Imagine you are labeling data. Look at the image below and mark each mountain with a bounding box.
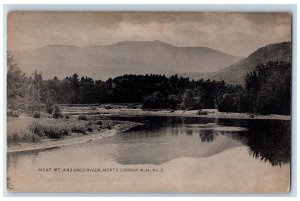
[184,42,292,85]
[12,40,242,80]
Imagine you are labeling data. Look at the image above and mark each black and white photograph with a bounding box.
[6,11,292,192]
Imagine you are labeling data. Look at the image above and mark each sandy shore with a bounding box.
[62,107,291,121]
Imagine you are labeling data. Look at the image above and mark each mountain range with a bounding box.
[12,40,291,85]
[182,41,292,85]
[12,40,242,80]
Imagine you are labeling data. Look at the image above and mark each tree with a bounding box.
[142,92,162,109]
[43,76,60,112]
[214,85,244,112]
[53,105,63,118]
[7,52,27,110]
[167,94,180,109]
[25,70,43,113]
[70,73,80,103]
[215,93,237,112]
[182,89,200,110]
[244,61,291,115]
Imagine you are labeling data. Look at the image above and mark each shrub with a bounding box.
[43,127,61,139]
[29,123,70,139]
[29,122,45,137]
[8,130,41,144]
[53,105,63,119]
[21,131,41,143]
[33,111,41,118]
[86,124,97,132]
[46,105,54,114]
[7,110,19,117]
[65,115,70,119]
[7,131,21,144]
[95,120,103,125]
[97,125,105,129]
[78,115,89,120]
[71,126,86,134]
[85,121,93,126]
[60,128,70,136]
[43,127,69,139]
[86,127,94,132]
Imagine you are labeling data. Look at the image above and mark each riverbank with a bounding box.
[61,104,291,121]
[7,104,290,153]
[108,109,291,120]
[7,116,142,154]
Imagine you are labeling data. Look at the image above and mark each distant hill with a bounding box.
[12,40,242,80]
[183,42,292,85]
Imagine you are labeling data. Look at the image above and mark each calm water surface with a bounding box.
[7,116,291,191]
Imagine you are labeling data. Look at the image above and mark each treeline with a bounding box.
[244,61,291,115]
[7,52,291,116]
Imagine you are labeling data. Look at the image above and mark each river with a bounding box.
[7,116,291,192]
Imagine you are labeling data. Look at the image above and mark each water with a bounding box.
[7,116,291,192]
[105,116,290,166]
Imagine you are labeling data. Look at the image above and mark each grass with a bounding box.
[36,125,70,139]
[7,130,42,144]
[7,115,117,144]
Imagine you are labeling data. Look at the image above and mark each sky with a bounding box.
[7,12,291,57]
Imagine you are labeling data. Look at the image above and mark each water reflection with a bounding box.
[243,120,290,166]
[186,129,193,136]
[208,119,291,166]
[199,129,216,142]
[6,115,291,192]
[8,116,291,167]
[115,116,290,166]
[111,117,242,164]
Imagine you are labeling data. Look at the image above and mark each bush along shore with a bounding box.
[7,114,142,153]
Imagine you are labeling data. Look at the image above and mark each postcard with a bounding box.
[6,11,291,192]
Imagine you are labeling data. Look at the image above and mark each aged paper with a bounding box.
[7,11,291,192]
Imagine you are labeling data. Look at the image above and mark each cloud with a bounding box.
[7,12,291,56]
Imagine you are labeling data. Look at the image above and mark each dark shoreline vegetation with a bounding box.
[7,114,140,145]
[7,51,291,144]
[8,52,291,115]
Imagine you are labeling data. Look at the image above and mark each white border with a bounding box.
[1,1,299,200]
